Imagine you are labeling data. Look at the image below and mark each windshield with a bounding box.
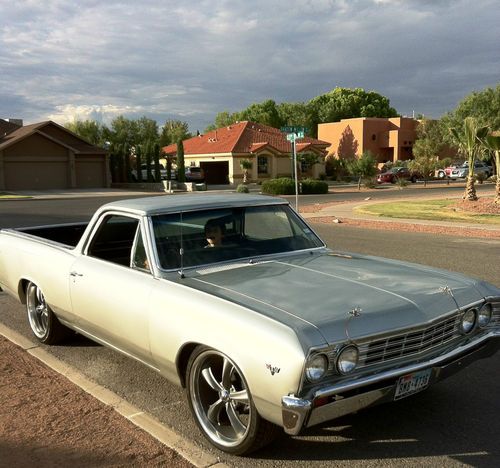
[151,204,324,270]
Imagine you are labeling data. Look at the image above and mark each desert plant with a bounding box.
[346,151,377,190]
[450,117,489,201]
[483,133,500,204]
[395,177,408,189]
[240,159,253,184]
[236,184,250,193]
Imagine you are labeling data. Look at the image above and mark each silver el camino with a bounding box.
[0,193,499,455]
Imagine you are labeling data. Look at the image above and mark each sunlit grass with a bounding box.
[0,192,31,199]
[355,199,500,225]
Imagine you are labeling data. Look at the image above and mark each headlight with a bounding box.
[461,308,477,334]
[336,345,359,375]
[478,304,492,328]
[305,354,328,382]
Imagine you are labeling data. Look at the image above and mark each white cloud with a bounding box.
[1,0,498,130]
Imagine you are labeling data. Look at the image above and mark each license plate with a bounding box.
[394,369,432,400]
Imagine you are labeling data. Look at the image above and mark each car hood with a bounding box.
[180,251,496,349]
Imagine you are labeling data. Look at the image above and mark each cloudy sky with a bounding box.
[1,0,499,132]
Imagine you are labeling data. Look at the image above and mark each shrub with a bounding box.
[300,179,329,194]
[363,178,376,189]
[236,184,249,193]
[261,178,296,195]
[395,178,408,189]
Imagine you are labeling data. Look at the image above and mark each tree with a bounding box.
[64,120,108,147]
[136,117,159,147]
[159,120,191,147]
[450,117,489,201]
[153,143,161,182]
[176,139,186,183]
[238,99,283,128]
[410,119,446,186]
[144,142,153,182]
[239,159,253,184]
[444,84,500,132]
[308,88,398,137]
[346,151,378,190]
[135,144,143,182]
[483,132,500,204]
[205,111,239,132]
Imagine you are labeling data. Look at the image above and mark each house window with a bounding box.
[257,156,268,174]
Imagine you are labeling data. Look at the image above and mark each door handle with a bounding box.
[70,271,83,277]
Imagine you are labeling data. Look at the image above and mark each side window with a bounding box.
[131,227,151,272]
[244,207,293,240]
[87,215,139,267]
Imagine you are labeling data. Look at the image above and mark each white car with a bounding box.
[449,161,492,179]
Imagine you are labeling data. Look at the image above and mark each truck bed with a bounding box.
[16,223,89,248]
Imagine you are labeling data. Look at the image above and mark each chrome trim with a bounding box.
[282,333,500,435]
[313,331,500,400]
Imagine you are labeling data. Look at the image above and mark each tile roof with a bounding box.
[0,121,106,153]
[162,121,329,156]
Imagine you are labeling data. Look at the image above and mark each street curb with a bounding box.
[0,322,228,468]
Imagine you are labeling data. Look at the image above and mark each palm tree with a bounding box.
[240,159,253,184]
[484,132,500,204]
[450,117,489,201]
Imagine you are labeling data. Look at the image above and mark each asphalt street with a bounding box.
[1,191,499,467]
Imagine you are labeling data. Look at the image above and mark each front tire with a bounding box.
[186,346,278,455]
[26,282,70,344]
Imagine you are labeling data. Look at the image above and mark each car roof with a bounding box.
[99,193,288,216]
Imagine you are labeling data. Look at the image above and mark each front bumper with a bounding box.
[282,332,500,435]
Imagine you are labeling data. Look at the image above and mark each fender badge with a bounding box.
[349,307,362,317]
[266,364,280,376]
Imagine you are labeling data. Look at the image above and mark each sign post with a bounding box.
[281,127,307,213]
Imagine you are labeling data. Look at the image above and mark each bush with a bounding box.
[363,178,376,189]
[300,179,329,194]
[261,178,296,195]
[236,184,249,193]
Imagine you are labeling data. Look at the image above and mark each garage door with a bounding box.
[200,161,229,184]
[4,161,68,190]
[76,159,106,188]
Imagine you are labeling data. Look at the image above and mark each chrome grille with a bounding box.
[488,302,500,328]
[358,313,462,367]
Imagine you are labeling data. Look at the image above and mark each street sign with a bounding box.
[280,126,308,134]
[285,131,304,142]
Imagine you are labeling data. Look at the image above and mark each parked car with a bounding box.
[449,161,493,179]
[185,166,205,182]
[0,194,499,455]
[435,163,460,179]
[377,167,419,184]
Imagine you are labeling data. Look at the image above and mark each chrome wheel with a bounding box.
[27,282,50,339]
[187,347,268,454]
[25,281,69,344]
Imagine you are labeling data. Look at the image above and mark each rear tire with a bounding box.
[186,346,279,455]
[26,282,70,344]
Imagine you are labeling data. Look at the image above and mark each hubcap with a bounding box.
[27,284,49,339]
[190,350,251,448]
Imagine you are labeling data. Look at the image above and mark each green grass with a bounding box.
[0,192,31,199]
[355,199,500,225]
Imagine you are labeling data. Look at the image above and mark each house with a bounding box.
[0,119,110,191]
[318,117,419,165]
[162,121,329,184]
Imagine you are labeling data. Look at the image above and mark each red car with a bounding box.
[377,167,418,184]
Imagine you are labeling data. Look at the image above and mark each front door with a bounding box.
[69,214,156,366]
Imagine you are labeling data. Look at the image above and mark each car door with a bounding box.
[69,213,156,365]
